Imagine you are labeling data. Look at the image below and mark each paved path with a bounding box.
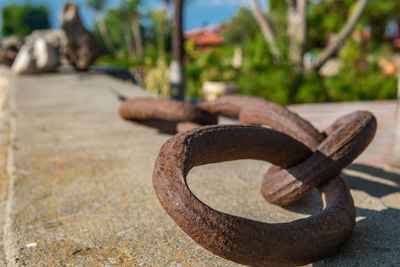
[0,68,399,266]
[291,101,398,169]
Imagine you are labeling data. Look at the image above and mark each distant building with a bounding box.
[185,25,225,51]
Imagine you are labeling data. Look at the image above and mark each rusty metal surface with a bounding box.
[153,125,356,266]
[199,94,324,150]
[129,94,377,265]
[197,95,266,117]
[200,95,376,206]
[176,121,201,132]
[119,98,217,133]
[261,111,377,205]
[119,119,200,135]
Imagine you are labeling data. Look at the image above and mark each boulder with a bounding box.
[26,29,69,65]
[34,38,59,72]
[61,3,101,71]
[11,43,36,74]
[0,36,23,66]
[12,38,59,74]
[25,29,66,51]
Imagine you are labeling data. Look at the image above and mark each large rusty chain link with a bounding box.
[120,95,377,266]
[200,95,377,206]
[119,98,217,133]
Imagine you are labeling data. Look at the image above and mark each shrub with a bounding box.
[1,3,50,37]
[144,59,170,97]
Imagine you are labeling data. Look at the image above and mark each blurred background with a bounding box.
[1,0,400,104]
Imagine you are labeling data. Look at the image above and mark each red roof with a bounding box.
[185,26,225,48]
[193,33,224,46]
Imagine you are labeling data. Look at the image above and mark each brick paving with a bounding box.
[290,100,398,169]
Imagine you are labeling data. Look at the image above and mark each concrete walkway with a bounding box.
[0,67,399,266]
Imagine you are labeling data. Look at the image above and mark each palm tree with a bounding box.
[108,7,135,55]
[149,0,174,59]
[250,0,369,74]
[122,0,144,59]
[149,8,168,59]
[170,0,184,100]
[87,0,116,57]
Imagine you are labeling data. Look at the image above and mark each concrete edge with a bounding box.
[2,68,19,266]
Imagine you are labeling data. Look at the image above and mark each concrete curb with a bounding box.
[1,67,19,266]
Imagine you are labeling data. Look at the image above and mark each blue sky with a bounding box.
[0,0,268,32]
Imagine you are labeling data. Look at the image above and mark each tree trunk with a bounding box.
[251,0,279,61]
[170,0,184,100]
[95,12,116,57]
[158,7,167,59]
[131,17,144,59]
[287,0,307,73]
[307,0,369,72]
[124,22,135,55]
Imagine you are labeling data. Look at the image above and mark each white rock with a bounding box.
[11,43,36,74]
[34,38,59,72]
[25,29,66,51]
[11,38,60,75]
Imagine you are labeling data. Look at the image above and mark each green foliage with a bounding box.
[363,0,400,47]
[148,7,170,59]
[95,7,130,56]
[232,0,398,104]
[1,3,50,37]
[222,7,259,46]
[200,68,236,82]
[93,0,167,60]
[185,43,239,98]
[323,68,397,102]
[96,1,398,104]
[121,0,141,19]
[95,55,142,68]
[185,26,397,105]
[308,0,400,49]
[269,0,286,11]
[308,1,351,49]
[235,34,298,104]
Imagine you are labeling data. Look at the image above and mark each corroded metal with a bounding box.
[197,95,266,117]
[124,119,198,134]
[153,125,356,266]
[176,121,201,133]
[119,98,217,133]
[199,94,324,150]
[201,95,377,206]
[260,110,377,206]
[152,95,377,264]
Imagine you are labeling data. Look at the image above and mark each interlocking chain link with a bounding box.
[120,95,377,266]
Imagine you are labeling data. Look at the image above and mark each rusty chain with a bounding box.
[201,95,376,205]
[119,97,217,134]
[120,95,377,265]
[153,125,356,266]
